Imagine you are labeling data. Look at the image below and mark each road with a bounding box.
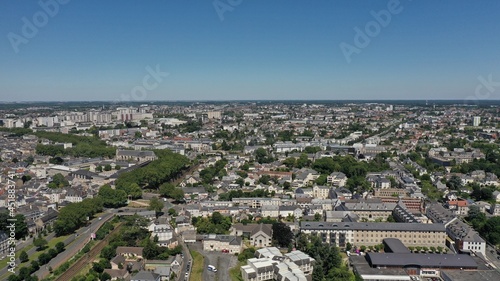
[485,244,500,271]
[33,212,114,279]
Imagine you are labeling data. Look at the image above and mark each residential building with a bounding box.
[130,271,161,281]
[231,223,273,248]
[241,247,315,281]
[202,234,242,254]
[300,221,446,248]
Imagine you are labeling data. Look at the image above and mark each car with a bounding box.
[185,273,189,277]
[98,217,102,220]
[497,256,500,260]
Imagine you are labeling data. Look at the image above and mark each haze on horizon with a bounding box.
[0,0,499,102]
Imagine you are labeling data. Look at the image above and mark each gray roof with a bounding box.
[382,238,410,254]
[367,253,477,269]
[131,270,160,281]
[300,221,446,232]
[117,150,156,157]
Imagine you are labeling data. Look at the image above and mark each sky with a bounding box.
[0,0,499,102]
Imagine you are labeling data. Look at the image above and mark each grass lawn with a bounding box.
[0,234,70,269]
[189,250,204,281]
[0,234,70,280]
[229,261,244,281]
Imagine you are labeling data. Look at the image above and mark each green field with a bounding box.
[230,261,244,281]
[189,250,205,281]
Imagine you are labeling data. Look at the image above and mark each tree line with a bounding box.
[115,149,189,189]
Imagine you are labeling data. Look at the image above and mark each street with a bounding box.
[33,212,114,279]
[485,244,500,271]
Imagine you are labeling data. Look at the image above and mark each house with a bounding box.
[493,191,500,202]
[261,205,279,218]
[279,205,303,219]
[231,223,273,248]
[312,185,330,199]
[327,172,347,187]
[103,268,130,281]
[202,234,242,253]
[116,246,144,260]
[148,222,175,247]
[490,203,500,216]
[0,231,9,256]
[446,199,469,216]
[130,271,161,281]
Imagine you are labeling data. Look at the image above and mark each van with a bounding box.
[207,265,217,272]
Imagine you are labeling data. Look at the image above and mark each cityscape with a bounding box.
[1,1,500,281]
[0,101,499,281]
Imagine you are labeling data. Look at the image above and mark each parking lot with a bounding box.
[189,242,239,281]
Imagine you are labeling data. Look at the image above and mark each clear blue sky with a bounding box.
[1,0,499,102]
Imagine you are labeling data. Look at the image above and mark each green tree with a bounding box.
[148,197,164,214]
[55,241,65,253]
[19,250,29,263]
[168,208,177,216]
[272,222,294,248]
[33,238,48,250]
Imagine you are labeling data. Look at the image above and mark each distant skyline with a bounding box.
[1,0,499,102]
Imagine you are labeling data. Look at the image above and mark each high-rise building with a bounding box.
[473,116,481,127]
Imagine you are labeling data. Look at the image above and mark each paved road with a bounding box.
[485,244,500,271]
[34,212,114,279]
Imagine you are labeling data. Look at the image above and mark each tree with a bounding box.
[135,131,142,138]
[19,250,29,263]
[315,174,327,185]
[100,272,112,281]
[143,239,159,259]
[272,222,294,248]
[55,242,65,253]
[447,175,463,190]
[48,173,70,188]
[33,238,48,250]
[104,164,112,171]
[148,197,164,214]
[98,185,127,208]
[314,213,322,221]
[168,208,177,216]
[95,165,103,172]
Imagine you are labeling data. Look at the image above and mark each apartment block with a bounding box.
[300,221,446,248]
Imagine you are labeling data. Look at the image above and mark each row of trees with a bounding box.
[9,242,65,281]
[54,198,103,236]
[115,149,189,189]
